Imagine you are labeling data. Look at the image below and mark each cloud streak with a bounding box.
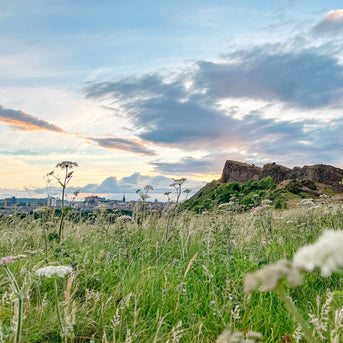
[85,136,156,156]
[0,105,67,133]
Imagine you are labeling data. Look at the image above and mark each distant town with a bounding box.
[0,195,166,216]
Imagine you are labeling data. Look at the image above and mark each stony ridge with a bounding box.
[221,160,343,192]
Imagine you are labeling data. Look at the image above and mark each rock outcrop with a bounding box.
[220,161,262,183]
[221,160,343,191]
[262,163,292,184]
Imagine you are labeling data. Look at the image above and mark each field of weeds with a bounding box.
[1,199,343,342]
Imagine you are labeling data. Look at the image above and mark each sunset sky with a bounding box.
[1,0,343,200]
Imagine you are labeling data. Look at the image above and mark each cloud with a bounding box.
[85,136,156,156]
[150,154,230,175]
[0,149,43,156]
[195,48,343,108]
[0,105,67,132]
[80,172,203,194]
[85,38,343,166]
[313,9,343,34]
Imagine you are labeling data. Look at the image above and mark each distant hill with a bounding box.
[221,160,343,191]
[182,160,343,212]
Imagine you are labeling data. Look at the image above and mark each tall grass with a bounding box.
[1,200,343,342]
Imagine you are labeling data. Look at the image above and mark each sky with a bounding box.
[1,0,343,200]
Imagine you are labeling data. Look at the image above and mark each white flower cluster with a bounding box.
[117,215,132,222]
[244,230,343,294]
[244,259,302,293]
[35,265,73,278]
[216,330,263,343]
[293,230,343,276]
[300,198,314,206]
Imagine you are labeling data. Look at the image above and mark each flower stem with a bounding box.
[54,279,64,342]
[5,266,23,343]
[276,284,313,342]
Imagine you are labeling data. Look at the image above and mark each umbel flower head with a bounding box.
[216,330,263,343]
[244,259,303,293]
[293,229,343,276]
[56,161,78,169]
[36,265,73,278]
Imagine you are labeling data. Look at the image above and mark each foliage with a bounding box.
[182,177,277,212]
[1,200,343,341]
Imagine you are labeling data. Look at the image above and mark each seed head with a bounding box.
[0,255,26,266]
[56,161,78,169]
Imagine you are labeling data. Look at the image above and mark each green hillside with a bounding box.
[181,177,333,212]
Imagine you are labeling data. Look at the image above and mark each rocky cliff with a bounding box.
[221,160,343,192]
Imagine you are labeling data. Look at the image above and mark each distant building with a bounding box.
[123,193,126,202]
[85,195,105,205]
[4,197,16,207]
[45,196,57,207]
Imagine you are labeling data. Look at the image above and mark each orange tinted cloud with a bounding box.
[0,105,67,133]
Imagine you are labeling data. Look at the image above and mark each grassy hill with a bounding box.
[181,177,337,212]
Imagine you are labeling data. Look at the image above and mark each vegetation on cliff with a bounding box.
[181,177,279,212]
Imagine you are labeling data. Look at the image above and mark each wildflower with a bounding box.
[164,191,172,201]
[218,203,232,209]
[56,161,78,169]
[144,185,153,191]
[140,194,150,200]
[111,308,121,328]
[293,230,343,276]
[261,199,272,206]
[117,215,132,222]
[244,259,302,293]
[216,330,263,343]
[35,265,73,278]
[34,206,51,214]
[170,320,183,343]
[0,255,26,266]
[231,305,241,320]
[24,249,43,255]
[250,205,265,214]
[119,292,132,309]
[308,289,333,339]
[300,198,314,206]
[292,325,303,343]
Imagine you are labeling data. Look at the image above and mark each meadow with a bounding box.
[1,198,343,342]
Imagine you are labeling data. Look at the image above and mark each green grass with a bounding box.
[1,201,343,342]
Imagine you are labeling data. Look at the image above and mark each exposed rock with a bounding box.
[262,163,292,184]
[291,164,343,192]
[221,160,343,191]
[220,160,261,183]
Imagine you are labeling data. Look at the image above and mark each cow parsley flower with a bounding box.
[293,230,343,276]
[244,259,302,293]
[36,265,73,278]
